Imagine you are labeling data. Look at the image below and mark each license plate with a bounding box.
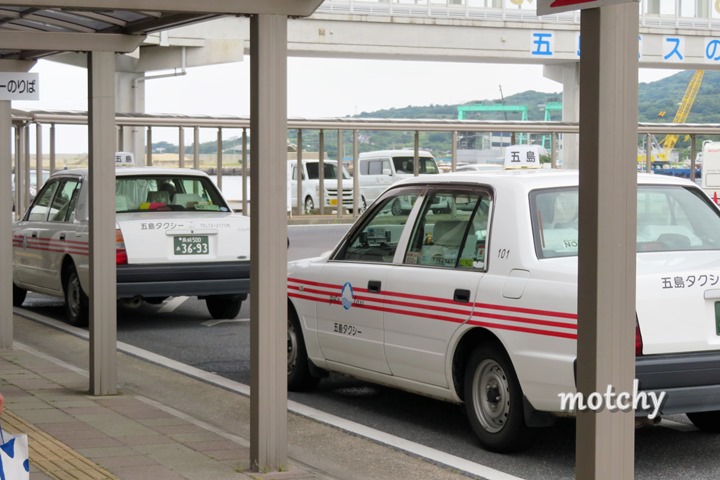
[174,235,209,255]
[329,199,338,206]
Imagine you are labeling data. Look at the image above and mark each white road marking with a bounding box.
[159,296,190,313]
[201,318,250,327]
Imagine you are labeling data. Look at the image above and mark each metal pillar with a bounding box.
[352,129,359,217]
[35,123,43,188]
[179,127,186,168]
[296,129,303,215]
[88,50,118,396]
[242,128,248,216]
[217,128,223,190]
[576,4,638,479]
[117,126,124,153]
[13,125,22,220]
[413,131,419,176]
[22,125,30,213]
[249,13,289,473]
[49,124,56,173]
[451,131,458,171]
[318,130,325,215]
[690,134,697,183]
[336,129,343,218]
[193,126,200,170]
[0,100,12,349]
[146,126,153,166]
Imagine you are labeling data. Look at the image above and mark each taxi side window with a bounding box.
[26,181,59,222]
[336,193,418,263]
[532,189,580,258]
[50,179,81,222]
[404,191,490,270]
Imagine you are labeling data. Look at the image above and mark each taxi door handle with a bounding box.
[368,280,382,293]
[59,233,66,241]
[454,289,471,303]
[31,231,38,239]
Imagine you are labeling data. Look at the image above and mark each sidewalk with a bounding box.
[1,313,482,480]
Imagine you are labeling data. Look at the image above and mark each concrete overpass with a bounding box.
[49,0,720,166]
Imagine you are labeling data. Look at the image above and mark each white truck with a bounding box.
[288,159,355,213]
[701,140,720,204]
[356,150,440,208]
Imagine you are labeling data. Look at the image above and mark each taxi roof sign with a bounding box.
[537,0,637,16]
[115,152,135,166]
[504,145,543,170]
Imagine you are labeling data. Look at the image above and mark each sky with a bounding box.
[13,58,681,153]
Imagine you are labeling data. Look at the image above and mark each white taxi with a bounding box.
[12,165,250,327]
[286,167,720,452]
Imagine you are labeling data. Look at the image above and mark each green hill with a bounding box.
[163,70,720,161]
[355,70,720,124]
[334,70,720,159]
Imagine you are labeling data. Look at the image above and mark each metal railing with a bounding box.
[10,109,720,219]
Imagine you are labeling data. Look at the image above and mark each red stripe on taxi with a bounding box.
[288,278,576,339]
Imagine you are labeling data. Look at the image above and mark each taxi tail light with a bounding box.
[116,228,128,265]
[635,317,643,356]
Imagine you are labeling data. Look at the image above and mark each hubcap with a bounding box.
[472,359,510,433]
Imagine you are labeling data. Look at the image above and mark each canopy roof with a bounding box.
[0,1,322,59]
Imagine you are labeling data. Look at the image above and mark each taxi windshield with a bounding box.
[115,175,230,213]
[531,185,720,258]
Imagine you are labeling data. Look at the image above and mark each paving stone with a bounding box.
[2,410,119,480]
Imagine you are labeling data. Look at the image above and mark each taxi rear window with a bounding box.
[531,185,720,258]
[115,175,229,213]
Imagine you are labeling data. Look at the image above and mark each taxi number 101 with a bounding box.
[174,235,209,255]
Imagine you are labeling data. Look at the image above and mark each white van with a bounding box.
[288,159,354,213]
[701,140,720,204]
[356,150,442,214]
[357,150,440,204]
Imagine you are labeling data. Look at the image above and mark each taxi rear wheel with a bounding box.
[687,411,720,432]
[13,283,27,307]
[288,311,320,391]
[464,342,531,453]
[205,295,242,319]
[63,265,89,328]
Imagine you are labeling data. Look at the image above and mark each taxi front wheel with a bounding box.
[288,311,320,392]
[464,342,531,453]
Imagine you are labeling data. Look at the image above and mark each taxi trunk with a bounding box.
[636,251,720,355]
[117,212,250,264]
